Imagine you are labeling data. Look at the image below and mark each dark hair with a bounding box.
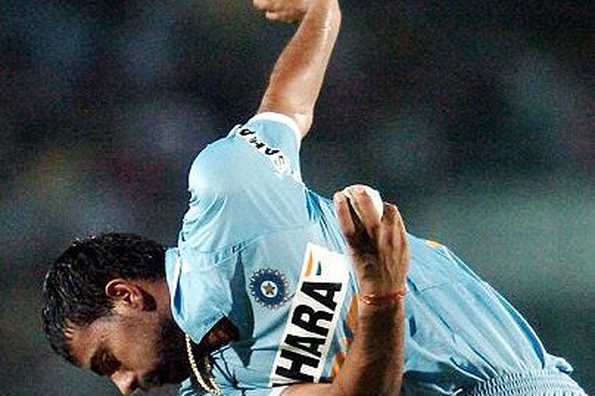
[41,232,166,364]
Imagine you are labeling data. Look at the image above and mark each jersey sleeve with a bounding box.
[239,112,302,180]
[179,112,310,252]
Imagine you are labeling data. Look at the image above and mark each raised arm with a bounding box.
[282,186,410,396]
[254,0,341,138]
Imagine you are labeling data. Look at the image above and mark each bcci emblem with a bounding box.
[249,268,290,309]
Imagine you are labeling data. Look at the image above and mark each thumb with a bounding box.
[265,11,283,20]
[265,10,298,23]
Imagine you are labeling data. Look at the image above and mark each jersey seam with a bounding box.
[183,221,319,267]
[413,278,476,294]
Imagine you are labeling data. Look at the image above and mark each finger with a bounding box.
[390,203,407,236]
[383,203,407,241]
[265,11,284,22]
[375,203,409,285]
[254,0,285,12]
[381,202,397,226]
[334,192,356,241]
[265,11,281,21]
[253,0,267,11]
[265,10,298,23]
[383,203,410,267]
[346,186,382,238]
[378,203,397,249]
[253,0,280,11]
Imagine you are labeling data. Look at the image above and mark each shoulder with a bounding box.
[188,112,302,194]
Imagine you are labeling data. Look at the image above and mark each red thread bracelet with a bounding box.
[360,288,408,306]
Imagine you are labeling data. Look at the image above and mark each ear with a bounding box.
[105,279,146,311]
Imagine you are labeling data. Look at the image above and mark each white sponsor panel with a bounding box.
[268,243,350,386]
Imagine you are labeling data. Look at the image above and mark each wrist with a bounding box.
[356,287,407,318]
[357,296,405,321]
[357,304,404,339]
[360,288,408,306]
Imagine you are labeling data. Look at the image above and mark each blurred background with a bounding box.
[1,0,592,394]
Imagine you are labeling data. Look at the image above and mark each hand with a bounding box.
[334,186,410,298]
[253,0,318,23]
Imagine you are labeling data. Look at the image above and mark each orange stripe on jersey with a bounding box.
[426,240,443,249]
[346,294,359,335]
[304,250,314,277]
[331,351,347,379]
[330,337,354,379]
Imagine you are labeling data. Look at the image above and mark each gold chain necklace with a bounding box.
[185,334,223,395]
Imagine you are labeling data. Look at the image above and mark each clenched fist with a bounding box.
[253,0,331,23]
[334,185,410,300]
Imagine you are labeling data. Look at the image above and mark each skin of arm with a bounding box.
[282,304,405,396]
[281,188,410,396]
[255,0,341,138]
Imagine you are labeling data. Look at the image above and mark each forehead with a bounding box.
[66,319,111,369]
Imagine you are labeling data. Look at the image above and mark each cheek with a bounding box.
[115,328,161,370]
[138,334,163,368]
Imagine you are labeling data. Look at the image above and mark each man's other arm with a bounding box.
[282,304,405,396]
[254,0,341,138]
[282,188,410,396]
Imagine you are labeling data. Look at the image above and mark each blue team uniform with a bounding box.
[164,113,586,395]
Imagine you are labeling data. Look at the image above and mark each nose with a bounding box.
[111,370,139,396]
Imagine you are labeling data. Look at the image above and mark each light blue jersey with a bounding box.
[165,113,579,396]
